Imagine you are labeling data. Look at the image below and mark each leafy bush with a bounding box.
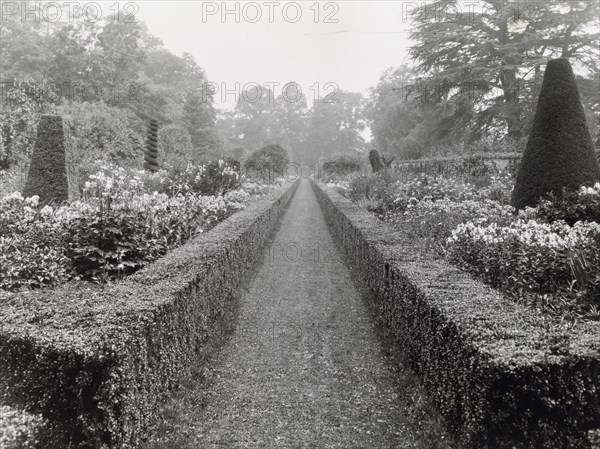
[346,172,514,217]
[534,183,600,225]
[0,193,71,290]
[447,218,600,307]
[322,153,363,176]
[162,159,241,196]
[158,123,194,169]
[244,144,289,177]
[57,101,145,195]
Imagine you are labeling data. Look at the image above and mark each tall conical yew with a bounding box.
[143,119,160,172]
[23,115,69,204]
[511,58,600,210]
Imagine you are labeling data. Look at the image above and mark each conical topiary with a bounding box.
[511,58,600,210]
[143,119,160,172]
[23,115,69,204]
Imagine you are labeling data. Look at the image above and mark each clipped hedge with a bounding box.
[0,181,299,448]
[312,181,600,449]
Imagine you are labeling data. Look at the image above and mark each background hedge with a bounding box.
[312,181,600,449]
[0,181,299,448]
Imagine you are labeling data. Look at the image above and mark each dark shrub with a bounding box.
[23,115,69,204]
[244,144,290,177]
[511,59,600,209]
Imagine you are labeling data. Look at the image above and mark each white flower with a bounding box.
[25,195,39,207]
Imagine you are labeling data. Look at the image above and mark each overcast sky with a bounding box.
[136,1,413,110]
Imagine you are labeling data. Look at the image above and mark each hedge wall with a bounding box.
[311,181,600,449]
[0,181,299,448]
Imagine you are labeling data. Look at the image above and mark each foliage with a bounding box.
[0,162,267,290]
[162,159,241,197]
[0,193,71,290]
[534,183,600,226]
[447,218,600,307]
[158,123,194,169]
[343,168,600,314]
[245,144,290,176]
[511,59,600,209]
[22,115,69,204]
[322,153,363,176]
[0,77,57,169]
[1,11,219,171]
[57,101,145,195]
[408,0,600,142]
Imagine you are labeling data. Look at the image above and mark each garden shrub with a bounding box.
[158,123,194,169]
[22,115,69,205]
[447,218,600,306]
[0,193,71,290]
[322,153,363,176]
[534,183,600,225]
[511,59,600,209]
[57,102,145,196]
[244,144,290,178]
[163,159,241,196]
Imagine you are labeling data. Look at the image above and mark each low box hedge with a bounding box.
[0,181,299,448]
[311,180,600,449]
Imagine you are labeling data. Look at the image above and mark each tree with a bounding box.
[366,66,430,158]
[182,87,219,158]
[0,77,57,168]
[245,144,290,177]
[409,0,600,142]
[511,59,600,209]
[301,92,367,165]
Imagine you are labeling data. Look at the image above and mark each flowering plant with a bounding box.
[1,162,271,290]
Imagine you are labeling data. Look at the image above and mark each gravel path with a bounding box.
[151,178,455,448]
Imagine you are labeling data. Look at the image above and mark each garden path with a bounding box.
[157,179,453,448]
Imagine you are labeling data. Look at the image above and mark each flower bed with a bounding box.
[0,161,280,289]
[340,171,600,317]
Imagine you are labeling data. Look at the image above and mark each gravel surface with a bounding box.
[146,178,455,449]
